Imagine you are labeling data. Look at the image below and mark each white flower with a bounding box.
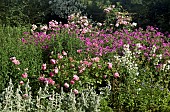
[132,22,137,26]
[97,22,102,26]
[112,5,115,8]
[136,43,142,48]
[32,24,37,30]
[40,25,48,31]
[115,23,119,27]
[167,60,170,64]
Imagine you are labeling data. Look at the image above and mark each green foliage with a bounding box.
[0,26,43,93]
[82,0,111,22]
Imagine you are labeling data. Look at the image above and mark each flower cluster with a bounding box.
[114,44,139,77]
[68,13,92,34]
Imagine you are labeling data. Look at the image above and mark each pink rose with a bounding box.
[114,72,120,78]
[87,62,93,68]
[12,59,20,65]
[53,67,58,74]
[44,78,49,84]
[64,83,69,88]
[73,75,79,81]
[62,51,67,56]
[70,80,75,85]
[48,78,55,85]
[38,76,45,82]
[73,89,78,95]
[83,61,89,65]
[42,64,47,70]
[58,54,63,59]
[50,59,57,64]
[22,73,28,78]
[108,62,112,69]
[20,81,24,85]
[91,57,100,62]
[49,72,54,77]
[103,75,107,79]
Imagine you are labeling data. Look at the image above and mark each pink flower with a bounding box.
[50,59,57,64]
[103,75,107,79]
[70,80,75,85]
[20,81,24,85]
[58,54,63,59]
[40,25,48,31]
[22,94,29,99]
[49,72,54,77]
[22,73,28,78]
[64,83,69,88]
[73,89,78,95]
[79,69,84,74]
[44,78,49,84]
[53,67,58,74]
[73,75,79,81]
[62,51,67,56]
[108,62,112,69]
[91,57,100,62]
[83,61,89,65]
[77,49,82,53]
[152,54,156,57]
[87,62,93,68]
[12,59,20,65]
[48,78,55,85]
[38,75,45,82]
[114,72,120,78]
[42,64,47,70]
[64,24,69,28]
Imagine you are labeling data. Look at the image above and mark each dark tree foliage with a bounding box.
[111,0,170,32]
[0,0,85,26]
[0,0,50,26]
